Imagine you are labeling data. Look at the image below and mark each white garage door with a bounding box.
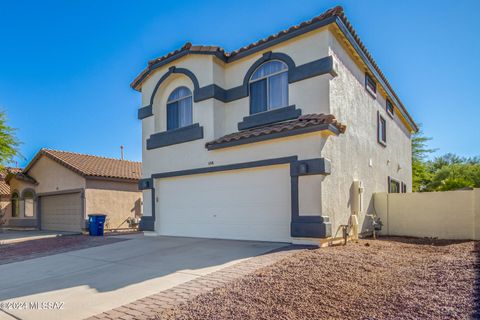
[156,165,291,242]
[41,193,83,232]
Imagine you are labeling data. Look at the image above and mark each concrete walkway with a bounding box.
[0,230,79,245]
[0,234,287,320]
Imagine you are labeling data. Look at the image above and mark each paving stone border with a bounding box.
[87,245,310,320]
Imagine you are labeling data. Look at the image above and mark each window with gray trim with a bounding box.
[23,190,35,217]
[386,99,395,118]
[365,73,376,97]
[377,112,387,146]
[389,177,400,193]
[249,60,288,114]
[11,192,19,217]
[166,87,193,130]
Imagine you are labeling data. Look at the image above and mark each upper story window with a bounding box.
[11,192,19,217]
[166,87,193,131]
[23,190,35,217]
[249,60,288,114]
[365,73,376,97]
[388,177,400,193]
[386,99,395,118]
[377,112,387,146]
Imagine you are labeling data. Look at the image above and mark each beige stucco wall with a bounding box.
[28,156,86,194]
[322,31,413,235]
[374,190,479,240]
[85,188,142,230]
[7,178,37,223]
[0,196,12,225]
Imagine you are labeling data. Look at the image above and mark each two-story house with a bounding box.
[133,6,417,243]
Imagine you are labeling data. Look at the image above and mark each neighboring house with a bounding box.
[133,6,417,242]
[0,167,22,226]
[6,149,142,232]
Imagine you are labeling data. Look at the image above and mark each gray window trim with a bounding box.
[146,123,204,150]
[237,105,301,131]
[377,111,387,147]
[138,55,335,120]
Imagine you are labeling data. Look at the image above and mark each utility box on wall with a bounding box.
[352,180,364,215]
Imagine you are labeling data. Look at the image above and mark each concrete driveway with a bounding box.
[0,234,287,320]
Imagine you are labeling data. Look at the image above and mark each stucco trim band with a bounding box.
[237,105,302,131]
[146,123,204,150]
[137,55,335,120]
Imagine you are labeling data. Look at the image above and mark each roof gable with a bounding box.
[24,149,142,182]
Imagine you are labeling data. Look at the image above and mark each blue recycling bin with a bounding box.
[88,214,107,236]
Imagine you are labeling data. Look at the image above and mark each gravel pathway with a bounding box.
[160,237,478,320]
[0,235,126,265]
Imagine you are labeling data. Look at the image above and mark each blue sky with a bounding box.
[1,0,479,167]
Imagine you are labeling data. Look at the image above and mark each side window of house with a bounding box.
[11,192,19,217]
[23,190,35,217]
[386,99,395,118]
[365,73,376,97]
[388,177,400,193]
[166,87,193,130]
[249,60,288,114]
[377,112,387,146]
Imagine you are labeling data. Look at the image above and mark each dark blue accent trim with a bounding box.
[291,218,331,238]
[207,123,340,150]
[152,156,297,179]
[146,123,204,150]
[139,216,155,231]
[139,55,336,119]
[138,105,153,120]
[150,67,200,107]
[238,105,301,131]
[138,178,153,190]
[290,56,335,82]
[290,158,331,177]
[147,156,332,239]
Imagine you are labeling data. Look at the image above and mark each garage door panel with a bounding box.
[41,193,83,232]
[156,165,291,242]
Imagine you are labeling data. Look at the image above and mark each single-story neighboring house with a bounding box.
[0,167,22,226]
[133,6,416,243]
[5,149,142,232]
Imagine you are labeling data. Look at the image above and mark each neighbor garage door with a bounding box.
[40,193,83,232]
[156,165,291,242]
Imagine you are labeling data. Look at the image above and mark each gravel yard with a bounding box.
[161,237,479,320]
[0,235,126,265]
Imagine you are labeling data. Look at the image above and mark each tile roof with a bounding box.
[130,6,417,132]
[0,168,22,195]
[25,149,142,182]
[206,114,346,149]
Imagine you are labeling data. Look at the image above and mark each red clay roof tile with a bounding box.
[206,113,346,148]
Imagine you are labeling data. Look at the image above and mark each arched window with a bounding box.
[249,60,288,114]
[11,192,19,218]
[166,87,193,130]
[23,190,35,217]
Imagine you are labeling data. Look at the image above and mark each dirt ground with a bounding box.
[161,237,479,320]
[0,235,126,265]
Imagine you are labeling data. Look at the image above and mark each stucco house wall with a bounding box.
[0,195,12,225]
[85,188,142,230]
[322,31,412,234]
[137,8,416,241]
[6,152,142,231]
